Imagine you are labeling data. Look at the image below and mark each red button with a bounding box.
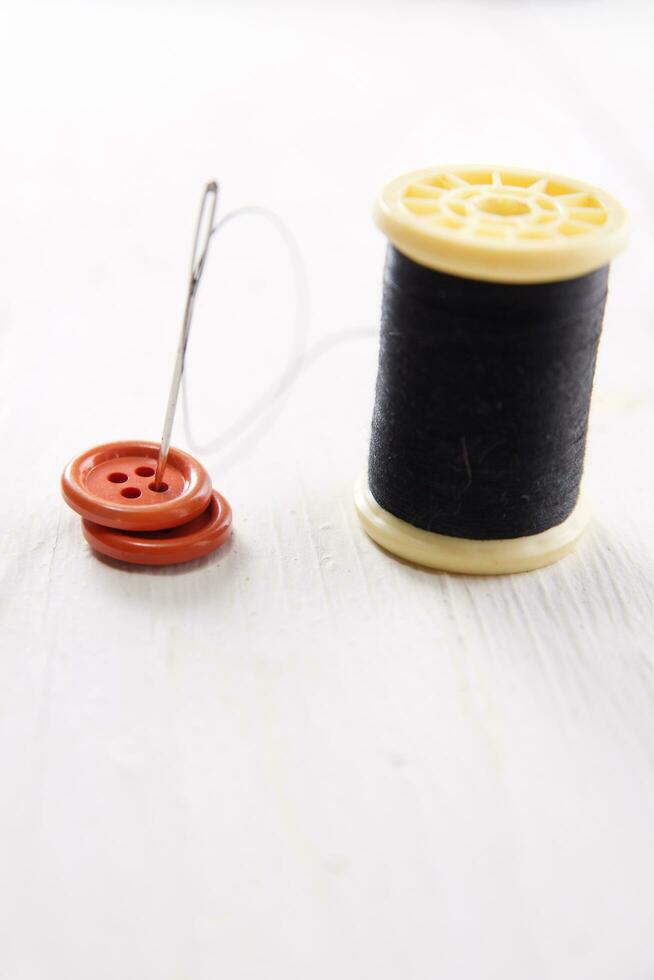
[61,440,212,531]
[81,490,232,565]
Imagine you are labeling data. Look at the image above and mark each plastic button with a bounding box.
[81,491,232,565]
[61,440,213,531]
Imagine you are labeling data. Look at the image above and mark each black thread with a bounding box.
[368,246,609,540]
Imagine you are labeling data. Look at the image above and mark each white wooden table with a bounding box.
[1,2,653,977]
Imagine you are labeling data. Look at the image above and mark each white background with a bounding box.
[1,1,653,978]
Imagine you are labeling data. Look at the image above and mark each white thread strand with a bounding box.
[181,205,375,464]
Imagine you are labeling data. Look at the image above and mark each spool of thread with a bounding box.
[355,165,627,574]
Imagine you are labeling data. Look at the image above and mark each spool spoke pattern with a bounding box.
[400,169,609,242]
[376,165,627,282]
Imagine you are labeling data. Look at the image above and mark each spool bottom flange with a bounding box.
[354,478,588,575]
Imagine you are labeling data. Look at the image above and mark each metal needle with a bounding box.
[153,181,219,489]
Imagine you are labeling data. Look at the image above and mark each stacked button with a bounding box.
[61,440,232,565]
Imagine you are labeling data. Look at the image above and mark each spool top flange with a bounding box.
[375,165,627,283]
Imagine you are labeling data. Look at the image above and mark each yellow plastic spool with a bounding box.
[356,164,628,574]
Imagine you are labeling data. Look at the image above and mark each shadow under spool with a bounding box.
[356,165,628,574]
